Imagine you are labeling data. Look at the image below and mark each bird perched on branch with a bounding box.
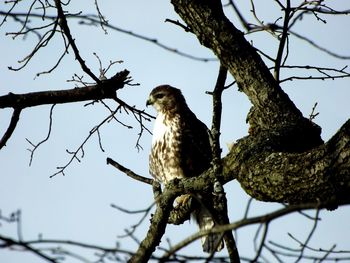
[146,85,224,253]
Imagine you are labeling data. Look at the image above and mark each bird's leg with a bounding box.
[168,194,194,225]
[175,194,191,206]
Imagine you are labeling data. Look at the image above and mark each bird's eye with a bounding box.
[155,93,164,99]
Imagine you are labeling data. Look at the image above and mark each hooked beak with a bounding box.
[146,96,154,107]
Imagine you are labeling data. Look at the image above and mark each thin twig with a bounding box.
[252,223,269,262]
[309,102,319,121]
[0,107,21,149]
[288,29,350,60]
[50,109,119,177]
[165,18,192,32]
[0,11,216,62]
[27,104,56,166]
[106,157,153,185]
[0,235,58,263]
[294,209,320,262]
[112,203,155,239]
[226,0,251,31]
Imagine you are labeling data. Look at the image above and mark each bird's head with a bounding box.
[146,85,186,113]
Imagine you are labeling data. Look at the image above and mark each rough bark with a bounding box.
[171,1,303,128]
[171,0,350,206]
[222,120,350,206]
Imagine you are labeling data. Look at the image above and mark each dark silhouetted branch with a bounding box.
[27,104,56,165]
[0,70,130,109]
[0,235,58,263]
[54,0,100,83]
[107,157,153,185]
[0,107,21,149]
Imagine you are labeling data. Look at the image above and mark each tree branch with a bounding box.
[0,70,130,109]
[160,201,348,259]
[54,0,100,83]
[0,107,21,149]
[209,65,240,262]
[222,119,350,206]
[0,11,216,63]
[107,157,153,185]
[274,0,291,82]
[172,0,306,131]
[0,235,58,263]
[128,184,176,263]
[169,0,350,208]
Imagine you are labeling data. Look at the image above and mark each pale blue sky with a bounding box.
[0,1,349,262]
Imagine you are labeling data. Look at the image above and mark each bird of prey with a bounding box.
[146,85,224,253]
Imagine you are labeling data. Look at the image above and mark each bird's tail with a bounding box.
[195,206,224,253]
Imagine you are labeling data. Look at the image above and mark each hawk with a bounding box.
[146,85,224,253]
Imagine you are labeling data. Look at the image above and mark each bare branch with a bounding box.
[288,29,350,60]
[161,202,349,259]
[128,185,175,263]
[208,65,240,263]
[8,21,60,71]
[274,0,291,81]
[35,42,70,78]
[0,107,21,149]
[0,11,216,63]
[112,203,155,239]
[0,235,58,263]
[27,104,56,166]
[0,70,130,109]
[267,235,350,262]
[50,106,123,177]
[225,0,252,31]
[210,65,227,164]
[54,0,100,83]
[93,0,108,34]
[293,209,320,262]
[165,18,192,32]
[309,102,319,121]
[107,157,153,185]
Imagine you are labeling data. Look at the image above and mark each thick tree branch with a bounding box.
[172,1,301,127]
[0,70,131,149]
[129,115,349,223]
[128,185,176,263]
[168,0,350,208]
[0,70,130,109]
[129,90,350,262]
[222,119,350,206]
[171,0,323,151]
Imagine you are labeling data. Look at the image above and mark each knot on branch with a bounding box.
[99,69,131,95]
